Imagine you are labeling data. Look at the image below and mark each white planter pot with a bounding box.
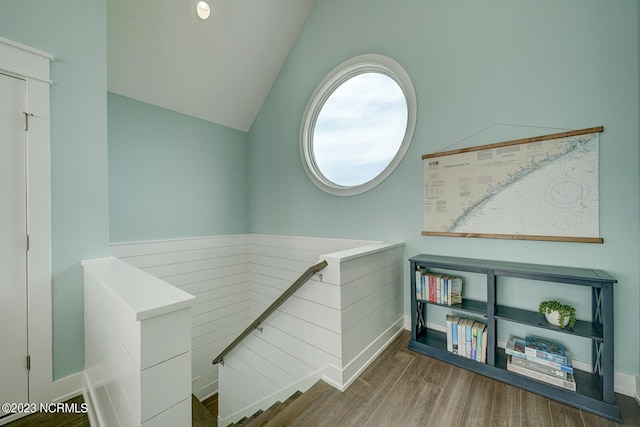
[544,310,569,327]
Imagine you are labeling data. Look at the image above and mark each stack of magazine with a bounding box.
[505,335,576,391]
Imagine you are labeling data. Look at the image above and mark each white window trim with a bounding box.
[300,54,417,196]
[0,37,80,414]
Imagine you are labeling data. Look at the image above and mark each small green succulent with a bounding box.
[538,300,576,329]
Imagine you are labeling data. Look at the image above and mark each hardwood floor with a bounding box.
[4,331,640,426]
[323,330,640,426]
[226,330,640,427]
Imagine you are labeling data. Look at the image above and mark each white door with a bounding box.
[0,72,29,417]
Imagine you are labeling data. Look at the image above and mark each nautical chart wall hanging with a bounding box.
[422,126,603,243]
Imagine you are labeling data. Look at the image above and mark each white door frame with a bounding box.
[0,36,80,423]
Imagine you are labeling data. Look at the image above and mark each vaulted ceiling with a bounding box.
[108,0,316,132]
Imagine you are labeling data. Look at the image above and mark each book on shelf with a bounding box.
[505,336,526,359]
[472,322,485,362]
[451,316,459,354]
[458,318,470,358]
[470,322,477,360]
[470,321,484,360]
[449,277,462,305]
[464,319,473,358]
[433,274,442,303]
[415,268,425,300]
[506,336,573,373]
[525,336,568,365]
[530,354,573,373]
[442,277,448,305]
[510,351,572,380]
[445,314,454,352]
[506,356,576,391]
[429,274,437,302]
[416,270,463,306]
[447,316,485,362]
[448,274,463,306]
[456,319,463,357]
[481,327,487,363]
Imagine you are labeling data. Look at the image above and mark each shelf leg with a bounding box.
[593,286,603,324]
[592,287,602,376]
[601,282,615,403]
[486,270,496,366]
[593,341,603,376]
[416,301,425,332]
[410,260,418,341]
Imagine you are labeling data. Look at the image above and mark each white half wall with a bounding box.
[111,235,251,400]
[218,240,405,425]
[111,233,379,401]
[327,243,405,388]
[82,257,195,427]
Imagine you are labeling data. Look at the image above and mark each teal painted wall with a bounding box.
[0,2,110,378]
[108,93,249,242]
[1,0,638,386]
[248,0,640,376]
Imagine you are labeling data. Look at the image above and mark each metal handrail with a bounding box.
[212,260,328,365]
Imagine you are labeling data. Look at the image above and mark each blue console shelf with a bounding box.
[408,254,620,422]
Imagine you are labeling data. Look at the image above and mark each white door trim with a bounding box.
[0,37,78,414]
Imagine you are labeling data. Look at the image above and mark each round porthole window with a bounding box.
[300,54,417,196]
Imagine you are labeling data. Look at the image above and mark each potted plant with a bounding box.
[538,300,576,329]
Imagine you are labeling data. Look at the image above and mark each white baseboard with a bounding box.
[612,372,637,398]
[197,381,218,402]
[0,412,28,426]
[83,372,106,427]
[324,318,404,391]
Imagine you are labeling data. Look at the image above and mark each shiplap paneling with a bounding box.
[246,234,363,320]
[218,240,405,424]
[84,294,139,426]
[335,245,405,387]
[111,234,404,423]
[82,258,194,426]
[343,294,404,362]
[112,235,251,400]
[338,246,405,367]
[341,262,403,330]
[241,317,341,370]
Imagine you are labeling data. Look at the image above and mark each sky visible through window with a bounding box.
[312,72,408,187]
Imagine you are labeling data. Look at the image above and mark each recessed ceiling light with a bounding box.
[196,1,211,20]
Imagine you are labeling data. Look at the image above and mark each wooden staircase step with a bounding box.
[244,394,294,427]
[192,394,218,427]
[232,409,264,427]
[246,381,336,427]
